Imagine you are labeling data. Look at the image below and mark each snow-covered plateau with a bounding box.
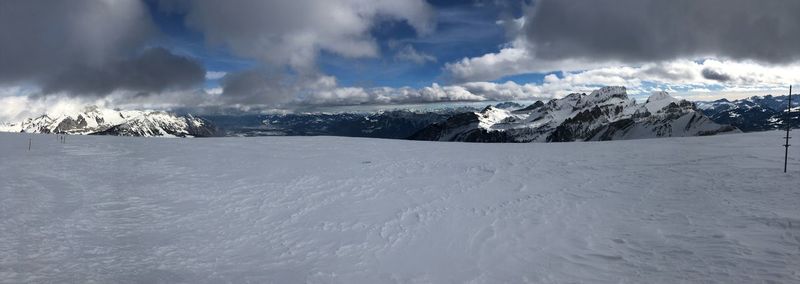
[1,131,798,283]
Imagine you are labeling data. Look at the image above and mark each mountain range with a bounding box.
[1,86,796,141]
[410,87,739,142]
[204,108,473,139]
[697,95,799,132]
[0,106,217,137]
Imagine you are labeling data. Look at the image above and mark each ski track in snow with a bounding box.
[0,132,798,283]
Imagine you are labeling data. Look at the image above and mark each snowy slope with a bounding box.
[1,132,798,283]
[411,86,739,142]
[0,106,217,137]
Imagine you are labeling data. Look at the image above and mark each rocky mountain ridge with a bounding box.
[0,106,217,137]
[410,86,739,142]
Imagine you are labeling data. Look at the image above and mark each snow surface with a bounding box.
[1,132,799,283]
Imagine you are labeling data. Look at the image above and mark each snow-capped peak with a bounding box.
[643,91,680,113]
[588,86,628,102]
[646,91,674,102]
[476,106,514,129]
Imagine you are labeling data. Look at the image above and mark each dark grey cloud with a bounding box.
[701,68,732,82]
[220,69,299,105]
[42,48,206,96]
[0,0,153,83]
[0,0,204,97]
[642,65,695,82]
[524,0,800,63]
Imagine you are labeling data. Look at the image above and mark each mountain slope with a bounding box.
[0,106,217,137]
[698,95,799,132]
[410,86,739,142]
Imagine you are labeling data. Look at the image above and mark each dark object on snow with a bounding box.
[784,86,793,173]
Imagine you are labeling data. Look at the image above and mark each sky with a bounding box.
[2,0,800,121]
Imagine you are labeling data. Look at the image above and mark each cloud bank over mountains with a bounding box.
[445,0,800,89]
[523,0,800,64]
[1,0,800,121]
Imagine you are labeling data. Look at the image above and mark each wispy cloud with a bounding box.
[205,71,227,80]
